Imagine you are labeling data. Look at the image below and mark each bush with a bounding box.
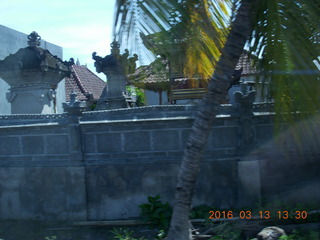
[139,195,172,230]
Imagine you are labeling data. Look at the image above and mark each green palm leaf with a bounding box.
[249,0,320,129]
[114,0,231,78]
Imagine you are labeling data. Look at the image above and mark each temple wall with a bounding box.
[0,104,319,220]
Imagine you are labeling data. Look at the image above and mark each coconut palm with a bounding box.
[165,1,255,238]
[249,0,320,129]
[114,0,232,79]
[113,0,320,239]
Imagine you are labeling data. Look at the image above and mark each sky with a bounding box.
[1,0,116,80]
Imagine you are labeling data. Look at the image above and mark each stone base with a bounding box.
[97,96,128,110]
[237,160,261,207]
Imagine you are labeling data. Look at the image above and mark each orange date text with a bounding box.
[208,210,308,220]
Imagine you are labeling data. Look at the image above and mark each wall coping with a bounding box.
[0,102,275,126]
[0,113,66,120]
[0,122,60,129]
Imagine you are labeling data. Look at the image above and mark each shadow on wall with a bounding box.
[246,113,320,207]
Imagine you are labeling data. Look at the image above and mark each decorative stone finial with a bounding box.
[234,82,256,116]
[62,90,87,116]
[110,40,120,56]
[28,31,41,47]
[91,40,137,109]
[69,90,78,105]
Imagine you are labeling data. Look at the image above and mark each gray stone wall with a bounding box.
[0,115,87,220]
[0,104,319,220]
[0,25,64,114]
[81,111,240,219]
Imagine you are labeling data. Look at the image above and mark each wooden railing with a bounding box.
[169,88,207,102]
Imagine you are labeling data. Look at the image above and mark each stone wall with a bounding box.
[81,106,240,219]
[0,104,319,220]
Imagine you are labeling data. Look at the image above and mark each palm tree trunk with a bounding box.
[166,0,256,239]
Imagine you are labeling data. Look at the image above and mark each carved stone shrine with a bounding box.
[92,41,138,109]
[0,31,72,114]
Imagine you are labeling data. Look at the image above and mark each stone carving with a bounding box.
[121,49,129,67]
[234,83,256,155]
[92,52,104,73]
[111,41,120,55]
[256,226,286,240]
[6,92,17,103]
[127,54,139,74]
[69,91,78,105]
[47,89,56,101]
[63,91,87,116]
[27,31,41,48]
[92,41,138,74]
[92,41,138,109]
[39,51,49,71]
[92,41,121,73]
[234,83,256,116]
[0,32,71,114]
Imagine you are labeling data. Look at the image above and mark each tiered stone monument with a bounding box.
[0,31,72,114]
[92,41,138,109]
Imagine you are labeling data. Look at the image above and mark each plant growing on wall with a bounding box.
[139,195,172,230]
[111,228,146,240]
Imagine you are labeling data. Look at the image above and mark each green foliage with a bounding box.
[44,236,57,240]
[116,0,320,125]
[111,228,146,240]
[126,86,145,106]
[156,229,166,240]
[139,195,172,230]
[135,88,145,107]
[279,230,320,240]
[89,103,97,111]
[191,205,213,219]
[208,222,242,240]
[249,0,320,130]
[114,0,231,78]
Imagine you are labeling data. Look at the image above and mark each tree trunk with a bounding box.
[166,0,255,239]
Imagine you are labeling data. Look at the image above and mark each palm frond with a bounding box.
[114,0,174,65]
[113,0,232,78]
[249,0,320,128]
[183,0,230,79]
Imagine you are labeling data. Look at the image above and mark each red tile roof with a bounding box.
[130,52,257,85]
[129,65,169,84]
[65,64,106,102]
[235,52,257,75]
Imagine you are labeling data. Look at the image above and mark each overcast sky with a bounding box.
[1,0,116,79]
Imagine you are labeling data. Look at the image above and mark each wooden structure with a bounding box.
[169,88,207,102]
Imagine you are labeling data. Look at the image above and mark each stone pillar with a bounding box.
[92,41,137,110]
[234,83,261,207]
[237,160,261,207]
[234,83,256,155]
[101,66,128,109]
[63,92,86,162]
